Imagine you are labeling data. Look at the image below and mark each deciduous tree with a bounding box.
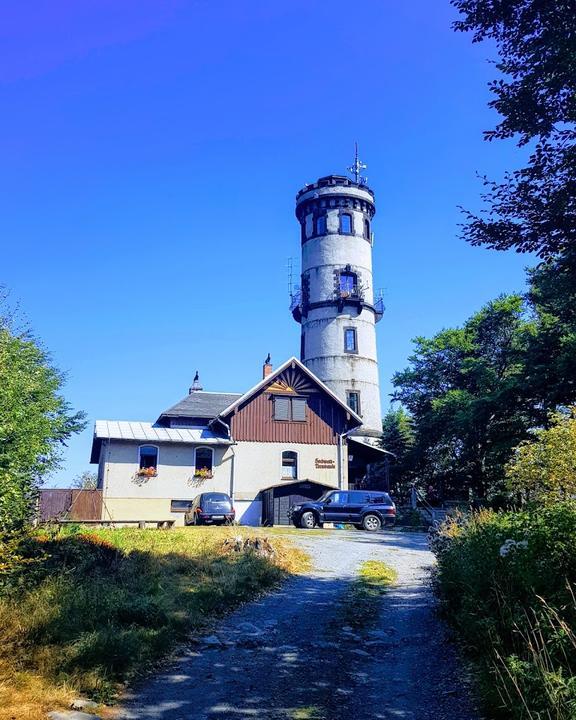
[0,300,86,530]
[506,408,576,503]
[452,0,576,259]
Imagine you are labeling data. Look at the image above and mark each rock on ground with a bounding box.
[115,530,481,720]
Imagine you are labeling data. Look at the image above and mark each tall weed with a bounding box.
[432,503,576,719]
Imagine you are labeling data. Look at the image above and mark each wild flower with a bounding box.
[499,538,529,557]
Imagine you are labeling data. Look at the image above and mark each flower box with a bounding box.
[136,467,157,478]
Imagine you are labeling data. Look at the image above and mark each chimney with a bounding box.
[262,353,273,379]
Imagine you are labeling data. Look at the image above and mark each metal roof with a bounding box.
[158,392,242,421]
[94,420,232,444]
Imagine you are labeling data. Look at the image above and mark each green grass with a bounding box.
[0,526,309,720]
[339,560,397,630]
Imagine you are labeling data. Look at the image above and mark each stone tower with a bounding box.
[292,174,384,433]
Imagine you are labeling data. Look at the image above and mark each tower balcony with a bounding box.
[290,290,302,323]
[290,291,385,323]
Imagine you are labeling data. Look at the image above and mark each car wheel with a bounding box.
[299,511,316,529]
[362,514,382,532]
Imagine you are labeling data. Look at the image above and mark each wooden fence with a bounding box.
[39,489,103,522]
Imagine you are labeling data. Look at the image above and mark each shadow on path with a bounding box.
[117,532,479,720]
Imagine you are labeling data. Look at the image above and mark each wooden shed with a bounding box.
[260,480,330,526]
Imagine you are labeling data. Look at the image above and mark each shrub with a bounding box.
[432,503,576,719]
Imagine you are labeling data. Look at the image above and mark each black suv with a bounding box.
[289,490,396,531]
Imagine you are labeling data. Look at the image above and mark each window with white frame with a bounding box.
[138,445,158,470]
[281,451,298,479]
[194,447,214,477]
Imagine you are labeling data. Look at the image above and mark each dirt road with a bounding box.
[118,530,479,720]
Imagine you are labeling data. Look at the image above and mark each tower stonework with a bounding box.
[292,175,384,433]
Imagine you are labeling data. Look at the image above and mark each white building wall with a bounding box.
[99,438,348,527]
[100,440,234,526]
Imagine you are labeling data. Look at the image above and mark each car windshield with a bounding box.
[317,491,334,502]
[202,493,230,504]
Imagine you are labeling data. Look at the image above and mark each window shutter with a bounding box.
[274,396,290,420]
[292,398,307,422]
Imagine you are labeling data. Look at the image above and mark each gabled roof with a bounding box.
[157,391,242,423]
[218,356,363,426]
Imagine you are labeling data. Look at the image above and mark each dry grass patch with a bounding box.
[0,526,309,720]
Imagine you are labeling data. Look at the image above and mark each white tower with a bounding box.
[292,172,384,433]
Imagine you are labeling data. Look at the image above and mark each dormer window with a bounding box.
[340,213,352,234]
[315,215,327,235]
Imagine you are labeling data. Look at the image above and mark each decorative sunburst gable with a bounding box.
[266,367,316,395]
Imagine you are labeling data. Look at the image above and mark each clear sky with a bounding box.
[1,1,532,486]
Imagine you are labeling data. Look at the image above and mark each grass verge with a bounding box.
[0,526,309,720]
[339,560,397,630]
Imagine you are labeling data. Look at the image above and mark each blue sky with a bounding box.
[1,1,532,486]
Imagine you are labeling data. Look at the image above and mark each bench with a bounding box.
[52,519,176,529]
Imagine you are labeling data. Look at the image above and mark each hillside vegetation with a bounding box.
[0,526,308,720]
[432,503,576,719]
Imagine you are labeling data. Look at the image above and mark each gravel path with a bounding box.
[117,530,480,720]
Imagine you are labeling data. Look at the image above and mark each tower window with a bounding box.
[346,391,361,415]
[315,215,327,235]
[138,445,158,470]
[340,213,352,234]
[339,271,357,296]
[344,327,357,353]
[274,396,307,422]
[281,451,298,479]
[364,219,370,239]
[300,331,306,361]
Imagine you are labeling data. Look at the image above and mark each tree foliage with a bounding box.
[72,471,98,490]
[378,407,415,499]
[452,0,576,258]
[0,306,86,530]
[392,295,535,499]
[506,408,576,503]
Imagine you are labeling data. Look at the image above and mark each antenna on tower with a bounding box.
[287,257,294,297]
[347,142,368,185]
